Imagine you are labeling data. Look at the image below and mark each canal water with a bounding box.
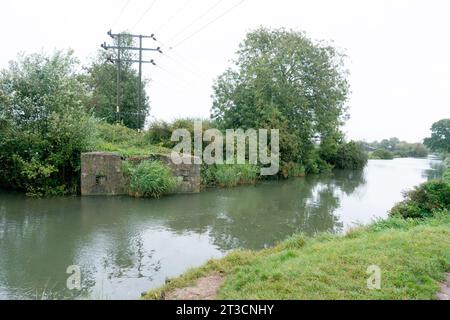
[0,158,444,300]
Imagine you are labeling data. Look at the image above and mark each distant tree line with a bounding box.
[358,138,429,160]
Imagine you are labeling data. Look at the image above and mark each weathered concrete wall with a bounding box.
[81,152,201,196]
[81,152,128,196]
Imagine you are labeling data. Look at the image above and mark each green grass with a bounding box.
[93,122,170,157]
[124,160,179,198]
[144,212,450,300]
[202,164,260,188]
[94,141,169,158]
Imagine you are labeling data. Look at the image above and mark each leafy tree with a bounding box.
[409,143,428,158]
[84,34,150,130]
[211,27,350,168]
[0,51,96,195]
[363,139,428,159]
[331,142,368,169]
[424,119,450,153]
[379,138,400,152]
[371,149,394,160]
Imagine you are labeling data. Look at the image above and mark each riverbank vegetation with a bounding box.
[0,51,97,196]
[424,119,450,154]
[123,160,179,198]
[371,149,395,160]
[201,164,260,188]
[210,27,367,175]
[145,165,450,300]
[145,211,449,300]
[390,179,450,219]
[94,122,170,157]
[359,138,429,160]
[7,29,445,197]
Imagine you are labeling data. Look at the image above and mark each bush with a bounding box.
[444,168,450,183]
[281,162,306,178]
[145,118,217,151]
[238,164,260,184]
[96,122,144,146]
[125,161,179,198]
[371,149,394,160]
[202,164,259,188]
[390,180,450,219]
[0,51,97,196]
[443,158,450,183]
[214,165,242,188]
[331,142,368,170]
[145,121,173,147]
[94,122,170,157]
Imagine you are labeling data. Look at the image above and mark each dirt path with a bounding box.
[161,272,450,300]
[437,273,450,300]
[164,275,225,300]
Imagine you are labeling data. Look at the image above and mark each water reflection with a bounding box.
[0,158,440,299]
[424,161,447,180]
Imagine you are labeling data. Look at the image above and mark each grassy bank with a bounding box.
[94,122,171,157]
[144,164,450,300]
[144,213,449,300]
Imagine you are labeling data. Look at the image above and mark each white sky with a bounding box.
[0,0,449,142]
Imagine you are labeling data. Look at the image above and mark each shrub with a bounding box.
[238,164,259,184]
[202,164,259,188]
[332,142,368,170]
[443,158,450,183]
[94,122,170,157]
[371,149,394,160]
[281,162,306,178]
[145,121,173,147]
[126,161,179,198]
[390,180,450,219]
[96,122,144,146]
[214,165,241,188]
[444,168,450,183]
[0,51,97,196]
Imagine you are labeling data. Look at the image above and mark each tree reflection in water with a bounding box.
[0,167,368,299]
[164,169,366,250]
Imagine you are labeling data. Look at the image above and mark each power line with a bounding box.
[153,38,212,81]
[155,63,199,91]
[155,0,194,33]
[101,31,161,127]
[171,0,246,49]
[167,0,224,43]
[132,0,158,30]
[160,51,210,81]
[112,0,132,27]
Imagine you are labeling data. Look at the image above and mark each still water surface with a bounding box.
[0,158,444,299]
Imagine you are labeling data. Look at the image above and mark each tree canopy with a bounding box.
[211,27,355,172]
[424,119,450,153]
[84,34,150,130]
[0,51,96,195]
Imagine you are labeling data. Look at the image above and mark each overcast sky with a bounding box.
[1,0,449,142]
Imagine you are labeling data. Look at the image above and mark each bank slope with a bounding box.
[144,213,450,300]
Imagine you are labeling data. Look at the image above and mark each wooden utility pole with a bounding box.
[101,30,161,128]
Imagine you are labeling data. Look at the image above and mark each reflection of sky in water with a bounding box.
[336,158,442,229]
[0,157,442,299]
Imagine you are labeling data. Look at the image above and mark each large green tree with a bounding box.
[84,34,150,130]
[0,51,96,195]
[211,28,350,169]
[424,119,450,153]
